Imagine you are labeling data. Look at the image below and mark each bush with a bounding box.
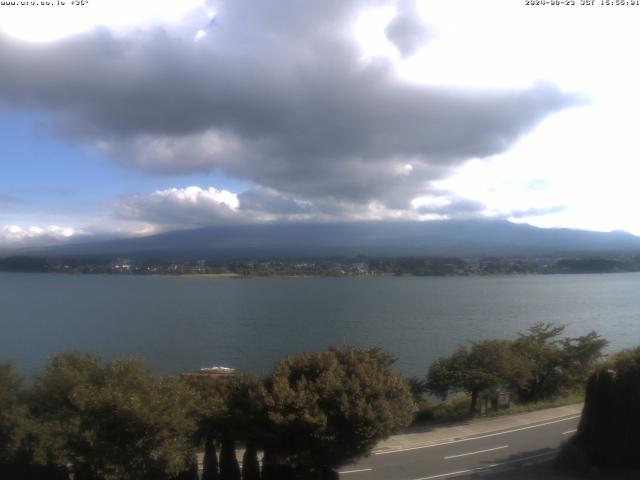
[564,347,640,471]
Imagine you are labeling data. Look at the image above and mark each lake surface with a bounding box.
[2,272,640,377]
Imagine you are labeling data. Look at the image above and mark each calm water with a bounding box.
[2,272,640,377]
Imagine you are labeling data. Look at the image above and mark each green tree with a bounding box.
[560,331,609,387]
[0,364,46,479]
[427,340,530,414]
[515,323,607,402]
[0,364,26,463]
[187,374,263,480]
[259,346,414,477]
[27,352,199,480]
[406,376,428,403]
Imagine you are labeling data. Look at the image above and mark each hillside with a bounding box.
[16,220,640,261]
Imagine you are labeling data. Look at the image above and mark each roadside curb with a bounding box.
[372,403,583,455]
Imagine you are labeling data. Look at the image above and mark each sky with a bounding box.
[1,0,640,249]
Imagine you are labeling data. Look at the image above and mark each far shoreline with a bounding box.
[1,270,639,279]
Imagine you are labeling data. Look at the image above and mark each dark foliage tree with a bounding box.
[260,449,276,480]
[563,347,640,470]
[187,373,264,480]
[0,364,26,463]
[174,455,199,480]
[261,449,294,480]
[241,443,260,480]
[188,375,264,449]
[259,346,414,477]
[202,432,219,480]
[427,324,608,411]
[26,353,199,480]
[515,323,607,402]
[0,364,61,480]
[406,376,428,403]
[427,340,530,413]
[219,429,241,480]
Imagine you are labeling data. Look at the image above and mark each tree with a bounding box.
[241,443,260,480]
[406,376,428,403]
[174,455,199,480]
[259,346,414,477]
[427,340,530,414]
[27,353,199,480]
[515,323,607,402]
[201,432,219,480]
[427,325,607,410]
[187,374,263,480]
[560,331,609,387]
[0,364,26,463]
[219,429,241,480]
[562,347,640,470]
[0,364,42,479]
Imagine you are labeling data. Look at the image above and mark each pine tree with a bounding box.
[219,429,241,480]
[202,432,219,480]
[241,443,260,480]
[260,449,276,480]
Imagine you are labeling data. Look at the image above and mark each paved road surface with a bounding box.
[339,412,580,480]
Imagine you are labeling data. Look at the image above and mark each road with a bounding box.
[338,413,580,480]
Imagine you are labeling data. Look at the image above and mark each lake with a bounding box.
[2,272,639,377]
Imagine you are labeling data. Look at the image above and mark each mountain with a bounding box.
[19,220,640,261]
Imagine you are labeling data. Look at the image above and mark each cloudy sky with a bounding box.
[1,0,639,248]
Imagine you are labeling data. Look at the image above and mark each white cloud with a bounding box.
[4,0,640,238]
[111,183,489,231]
[437,103,640,235]
[115,186,240,229]
[155,186,239,210]
[0,0,207,42]
[0,224,82,247]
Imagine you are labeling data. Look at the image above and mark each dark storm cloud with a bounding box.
[385,0,433,56]
[0,0,578,214]
[238,188,318,216]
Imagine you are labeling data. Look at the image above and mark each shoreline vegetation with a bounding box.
[1,323,626,480]
[412,390,585,427]
[3,253,640,277]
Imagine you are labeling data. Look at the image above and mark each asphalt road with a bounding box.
[338,414,580,480]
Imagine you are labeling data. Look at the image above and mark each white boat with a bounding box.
[199,366,235,373]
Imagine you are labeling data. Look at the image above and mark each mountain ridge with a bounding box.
[13,219,640,261]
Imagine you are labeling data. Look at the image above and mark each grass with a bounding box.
[412,394,472,425]
[489,390,584,417]
[412,389,584,427]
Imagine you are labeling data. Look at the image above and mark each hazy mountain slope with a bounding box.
[20,220,640,261]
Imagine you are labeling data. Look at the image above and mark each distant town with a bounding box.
[2,253,640,276]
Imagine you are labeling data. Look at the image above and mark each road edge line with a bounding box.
[374,414,581,455]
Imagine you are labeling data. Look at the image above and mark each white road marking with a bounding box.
[561,429,577,435]
[338,468,373,474]
[375,415,580,455]
[411,451,557,480]
[443,444,508,460]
